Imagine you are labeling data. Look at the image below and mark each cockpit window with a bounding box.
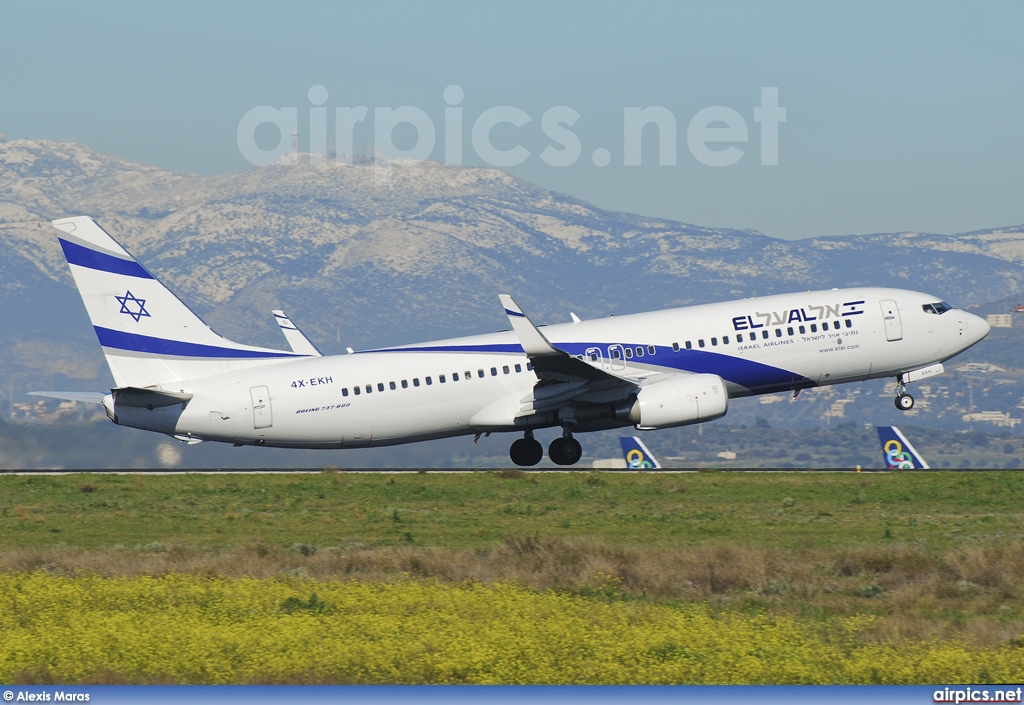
[922,301,953,315]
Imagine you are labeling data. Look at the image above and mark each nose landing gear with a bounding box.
[894,379,915,411]
[509,430,544,467]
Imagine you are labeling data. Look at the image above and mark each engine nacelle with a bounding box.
[618,373,728,430]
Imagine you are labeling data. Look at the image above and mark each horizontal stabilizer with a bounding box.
[27,391,107,405]
[112,387,193,409]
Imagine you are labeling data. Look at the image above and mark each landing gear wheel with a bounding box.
[548,437,583,466]
[895,393,915,411]
[510,437,543,467]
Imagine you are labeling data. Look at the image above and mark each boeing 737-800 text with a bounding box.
[32,217,991,466]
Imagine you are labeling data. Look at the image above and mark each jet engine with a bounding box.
[616,373,728,429]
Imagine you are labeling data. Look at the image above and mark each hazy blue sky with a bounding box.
[2,1,1022,238]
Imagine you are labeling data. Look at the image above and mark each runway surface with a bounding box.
[0,467,1000,475]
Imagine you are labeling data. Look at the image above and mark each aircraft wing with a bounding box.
[499,295,643,416]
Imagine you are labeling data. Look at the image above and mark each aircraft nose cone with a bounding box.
[966,312,991,345]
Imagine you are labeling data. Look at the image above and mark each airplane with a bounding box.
[877,426,930,469]
[620,436,661,469]
[30,216,991,467]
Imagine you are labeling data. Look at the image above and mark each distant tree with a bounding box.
[965,430,990,447]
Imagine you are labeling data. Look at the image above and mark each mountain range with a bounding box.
[2,138,1022,444]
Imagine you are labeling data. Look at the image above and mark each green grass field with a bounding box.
[1,470,1021,550]
[2,470,1023,683]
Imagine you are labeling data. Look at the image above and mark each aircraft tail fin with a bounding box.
[877,426,930,469]
[620,436,661,469]
[52,216,309,388]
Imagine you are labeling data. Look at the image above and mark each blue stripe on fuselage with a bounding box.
[94,326,304,359]
[378,341,813,392]
[60,238,154,279]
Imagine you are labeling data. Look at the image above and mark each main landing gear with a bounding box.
[509,428,583,467]
[894,379,915,411]
[548,429,583,466]
[509,430,544,467]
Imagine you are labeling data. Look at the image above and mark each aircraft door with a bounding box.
[585,347,605,369]
[250,385,273,429]
[880,299,903,341]
[608,344,626,371]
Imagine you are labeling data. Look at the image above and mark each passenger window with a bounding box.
[737,334,743,343]
[515,364,522,373]
[787,327,793,336]
[490,367,497,376]
[672,342,680,352]
[426,376,432,385]
[698,339,705,348]
[366,384,372,394]
[648,345,655,355]
[389,381,396,390]
[624,348,633,359]
[377,383,384,392]
[845,319,852,328]
[527,363,533,371]
[611,349,621,359]
[453,372,460,381]
[711,337,718,346]
[723,335,729,345]
[685,341,692,349]
[635,347,643,357]
[762,330,769,339]
[502,365,509,374]
[413,378,420,387]
[439,374,446,383]
[401,380,408,389]
[465,371,472,380]
[799,325,805,334]
[342,388,349,397]
[810,324,817,333]
[775,329,782,337]
[589,352,599,361]
[354,386,361,395]
[478,369,485,378]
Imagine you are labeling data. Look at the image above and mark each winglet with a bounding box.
[273,310,323,356]
[499,294,559,357]
[498,295,641,387]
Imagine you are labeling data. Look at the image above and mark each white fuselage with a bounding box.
[124,287,988,449]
